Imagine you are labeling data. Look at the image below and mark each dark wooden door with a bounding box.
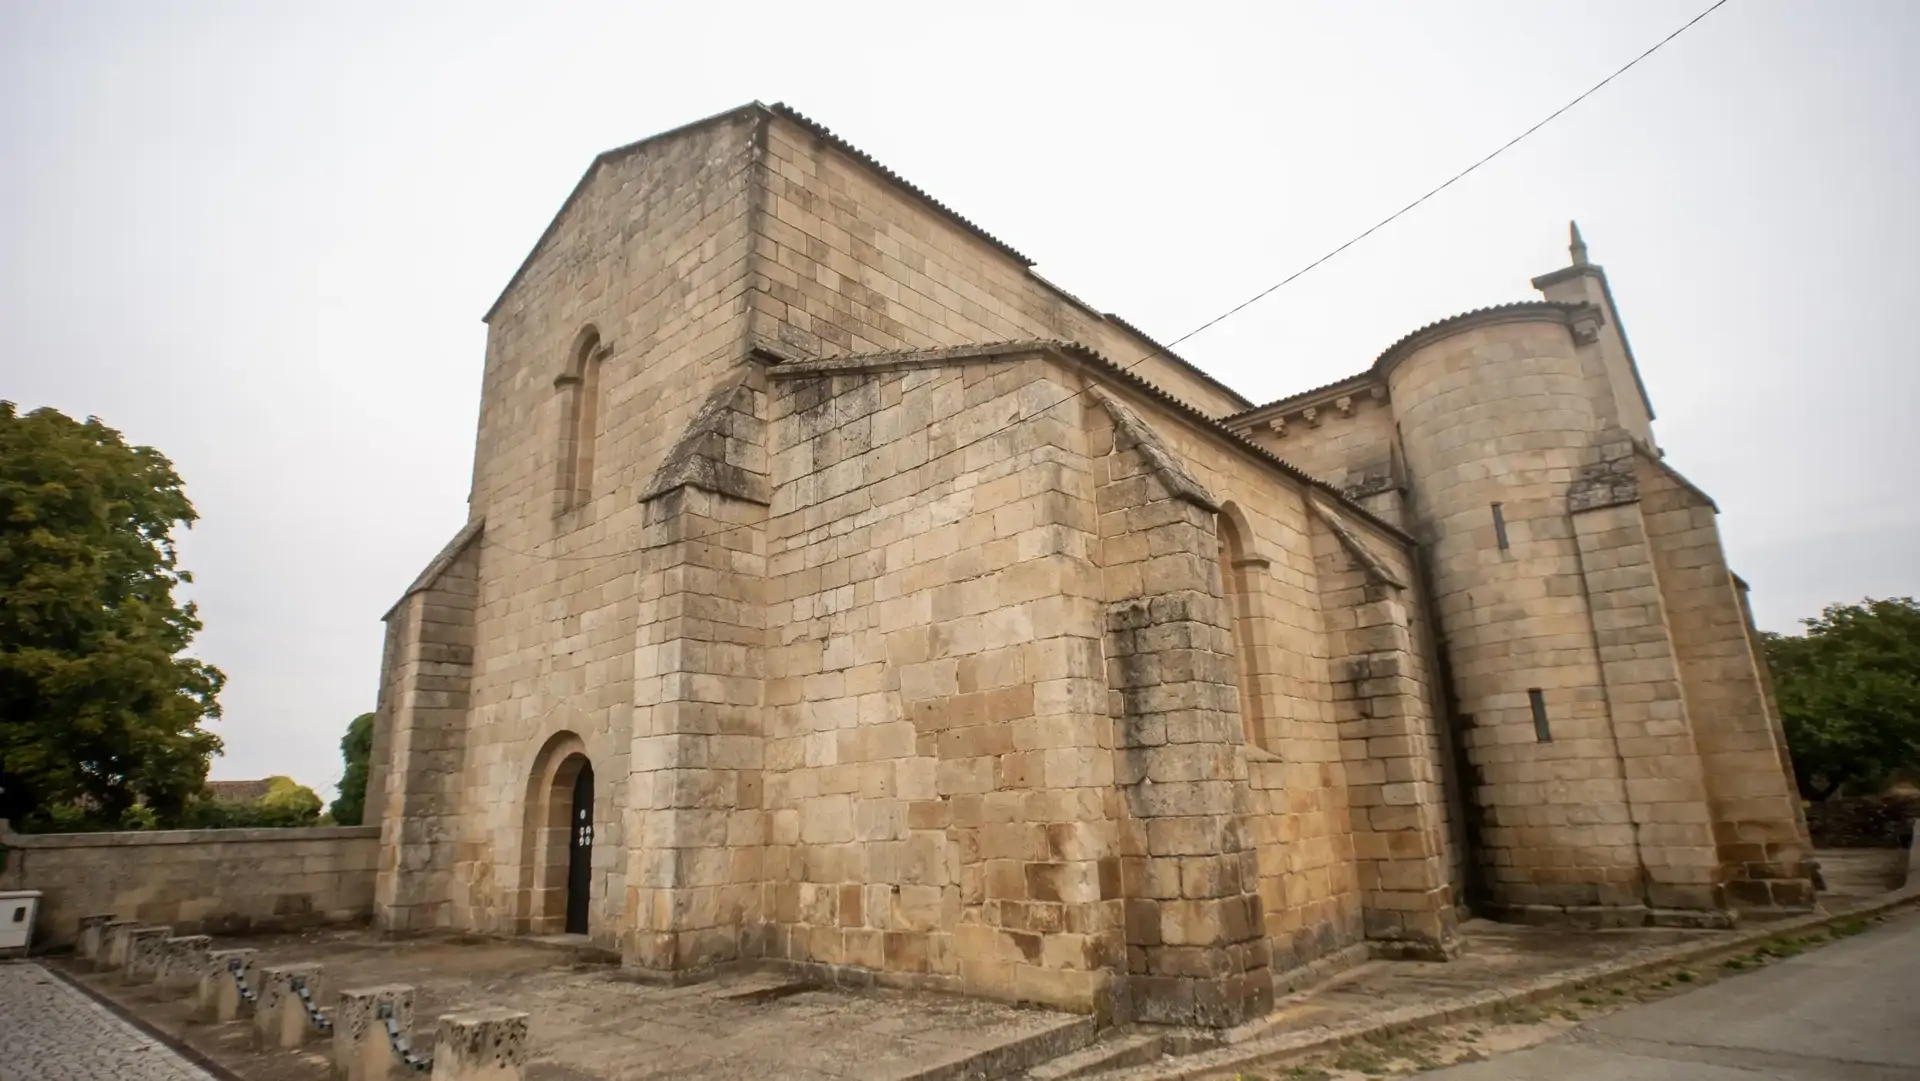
[566,762,594,935]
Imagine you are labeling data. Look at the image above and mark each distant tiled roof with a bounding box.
[204,779,273,803]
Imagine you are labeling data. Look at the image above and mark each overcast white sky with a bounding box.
[3,1,1915,797]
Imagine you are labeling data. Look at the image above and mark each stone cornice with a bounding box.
[1226,303,1591,431]
[1371,302,1586,382]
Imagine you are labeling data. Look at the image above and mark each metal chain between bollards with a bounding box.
[288,975,333,1033]
[377,1000,433,1073]
[225,957,257,1004]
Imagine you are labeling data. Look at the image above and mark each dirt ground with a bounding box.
[54,931,1089,1081]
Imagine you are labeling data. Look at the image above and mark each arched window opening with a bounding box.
[554,327,604,515]
[1216,507,1265,747]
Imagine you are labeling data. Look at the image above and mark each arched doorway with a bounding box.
[517,732,594,936]
[565,760,594,934]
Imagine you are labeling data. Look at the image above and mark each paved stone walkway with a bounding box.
[0,962,213,1081]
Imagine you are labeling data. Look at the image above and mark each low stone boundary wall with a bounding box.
[0,820,378,948]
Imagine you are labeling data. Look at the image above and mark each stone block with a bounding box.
[430,1008,529,1081]
[98,920,141,971]
[334,984,418,1081]
[157,935,213,992]
[76,913,116,963]
[256,963,326,1050]
[123,926,173,984]
[196,948,260,1021]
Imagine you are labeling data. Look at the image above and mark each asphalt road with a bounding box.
[1424,906,1920,1080]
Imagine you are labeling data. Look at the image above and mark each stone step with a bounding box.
[1025,1032,1164,1080]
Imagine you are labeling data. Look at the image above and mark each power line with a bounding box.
[1116,0,1733,372]
[479,0,1733,566]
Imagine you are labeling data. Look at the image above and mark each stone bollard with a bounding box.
[332,985,416,1081]
[123,926,173,984]
[157,935,213,993]
[98,920,141,971]
[430,1009,529,1081]
[196,948,259,1022]
[255,963,326,1050]
[77,914,116,963]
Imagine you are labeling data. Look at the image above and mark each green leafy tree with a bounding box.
[0,403,224,828]
[329,711,374,826]
[177,776,322,829]
[1764,597,1920,800]
[256,775,322,825]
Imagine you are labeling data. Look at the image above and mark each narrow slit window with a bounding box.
[1491,502,1509,550]
[1528,688,1552,742]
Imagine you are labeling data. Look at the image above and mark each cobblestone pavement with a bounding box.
[0,962,213,1081]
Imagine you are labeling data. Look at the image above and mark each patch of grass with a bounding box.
[1609,986,1626,996]
[1655,978,1673,988]
[1722,957,1748,970]
[1556,1008,1582,1022]
[1673,970,1695,983]
[1831,918,1872,938]
[1283,1069,1331,1081]
[1496,1006,1546,1025]
[1577,995,1598,1006]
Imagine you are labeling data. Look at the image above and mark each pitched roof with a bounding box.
[770,339,1411,544]
[204,779,274,803]
[477,103,1253,413]
[1225,301,1582,425]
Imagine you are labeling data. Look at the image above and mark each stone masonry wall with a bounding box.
[1388,316,1654,919]
[1308,504,1460,956]
[747,113,1248,418]
[0,822,378,949]
[1237,383,1401,525]
[1636,455,1812,909]
[625,376,773,972]
[1567,492,1724,917]
[375,532,479,932]
[1089,387,1270,1025]
[443,110,763,948]
[1074,362,1457,972]
[759,352,1118,1013]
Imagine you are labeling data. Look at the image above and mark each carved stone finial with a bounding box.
[1569,220,1590,266]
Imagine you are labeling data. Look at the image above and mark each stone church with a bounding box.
[365,102,1813,1026]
